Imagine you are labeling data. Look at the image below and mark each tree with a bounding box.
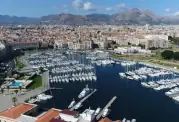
[19,86,22,92]
[7,86,10,93]
[161,50,174,59]
[12,97,17,106]
[1,88,4,94]
[14,90,18,96]
[173,52,179,60]
[39,67,44,73]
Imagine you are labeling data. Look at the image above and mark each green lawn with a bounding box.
[27,75,42,89]
[111,54,179,69]
[18,76,25,80]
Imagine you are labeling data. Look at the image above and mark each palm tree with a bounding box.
[12,97,17,106]
[19,86,22,92]
[1,88,4,94]
[14,90,18,96]
[7,86,10,93]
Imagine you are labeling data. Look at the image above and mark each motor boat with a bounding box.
[37,93,52,101]
[78,85,90,99]
[102,108,111,117]
[95,107,101,115]
[74,102,82,110]
[68,99,76,108]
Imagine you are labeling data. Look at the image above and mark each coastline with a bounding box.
[110,54,179,74]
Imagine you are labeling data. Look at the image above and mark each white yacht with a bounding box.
[119,73,126,78]
[93,76,97,81]
[102,108,110,117]
[74,102,82,110]
[82,77,86,81]
[68,99,76,108]
[78,85,90,99]
[37,93,53,101]
[95,107,101,115]
[141,82,150,88]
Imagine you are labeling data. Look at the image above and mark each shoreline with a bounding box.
[111,55,179,74]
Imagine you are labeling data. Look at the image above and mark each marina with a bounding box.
[22,50,179,122]
[28,50,97,84]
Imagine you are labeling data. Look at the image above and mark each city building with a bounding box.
[0,104,96,122]
[98,117,121,122]
[7,41,39,50]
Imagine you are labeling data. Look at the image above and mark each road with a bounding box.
[0,87,47,111]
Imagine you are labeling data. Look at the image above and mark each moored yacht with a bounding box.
[119,73,126,78]
[102,108,111,117]
[68,99,76,108]
[95,107,101,115]
[74,102,82,110]
[78,85,90,99]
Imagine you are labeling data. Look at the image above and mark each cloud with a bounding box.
[83,2,96,11]
[165,8,171,12]
[174,11,179,16]
[106,7,113,11]
[64,9,69,13]
[72,0,83,9]
[116,3,126,9]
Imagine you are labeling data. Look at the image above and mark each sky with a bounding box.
[0,0,179,17]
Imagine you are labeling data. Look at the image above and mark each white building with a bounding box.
[59,110,78,122]
[79,109,95,122]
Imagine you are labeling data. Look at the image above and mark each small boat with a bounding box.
[102,108,111,117]
[68,99,76,108]
[74,102,82,110]
[119,73,126,78]
[95,107,101,115]
[78,85,90,99]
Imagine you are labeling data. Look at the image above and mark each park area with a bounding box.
[111,51,179,69]
[27,75,42,89]
[15,57,25,69]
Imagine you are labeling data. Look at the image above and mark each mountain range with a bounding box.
[0,8,179,25]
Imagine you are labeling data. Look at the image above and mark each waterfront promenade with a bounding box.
[0,70,49,111]
[0,87,46,111]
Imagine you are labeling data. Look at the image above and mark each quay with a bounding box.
[96,96,117,120]
[22,88,49,102]
[0,87,49,111]
[70,89,97,111]
[50,88,63,90]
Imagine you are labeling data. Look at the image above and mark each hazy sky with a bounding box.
[0,0,179,17]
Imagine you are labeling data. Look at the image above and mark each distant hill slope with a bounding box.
[0,8,179,25]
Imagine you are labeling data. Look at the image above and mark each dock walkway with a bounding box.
[70,89,97,111]
[96,96,117,120]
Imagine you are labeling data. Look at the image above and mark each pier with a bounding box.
[70,89,97,111]
[96,96,117,120]
[50,88,63,90]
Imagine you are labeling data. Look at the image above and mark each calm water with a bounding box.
[36,54,179,122]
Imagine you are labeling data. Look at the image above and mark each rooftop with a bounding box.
[99,117,122,122]
[60,110,77,116]
[0,103,36,119]
[36,109,61,122]
[50,118,66,122]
